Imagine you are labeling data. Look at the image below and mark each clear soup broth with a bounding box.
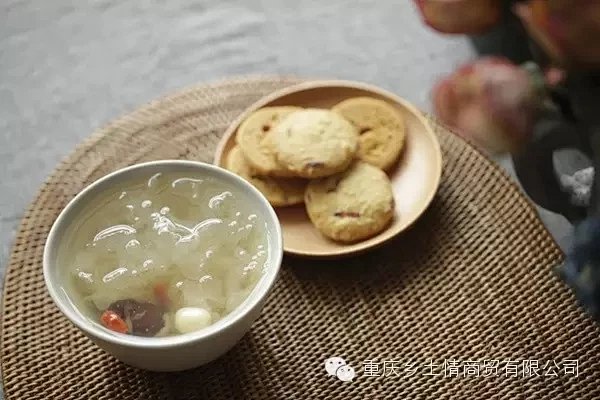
[59,171,269,337]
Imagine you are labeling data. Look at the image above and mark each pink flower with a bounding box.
[433,57,541,154]
[515,0,600,68]
[414,0,502,34]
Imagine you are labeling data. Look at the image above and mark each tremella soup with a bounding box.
[58,171,269,337]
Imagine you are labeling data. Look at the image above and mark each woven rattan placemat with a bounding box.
[1,77,598,399]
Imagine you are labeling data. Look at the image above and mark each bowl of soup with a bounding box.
[43,160,283,371]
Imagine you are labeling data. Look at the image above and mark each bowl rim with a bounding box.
[43,159,283,348]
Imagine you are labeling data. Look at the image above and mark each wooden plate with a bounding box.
[214,80,442,258]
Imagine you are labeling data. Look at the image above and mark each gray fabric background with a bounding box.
[0,0,572,396]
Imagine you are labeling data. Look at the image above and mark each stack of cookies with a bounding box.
[226,97,406,243]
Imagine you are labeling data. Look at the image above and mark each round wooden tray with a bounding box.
[2,77,598,400]
[214,80,442,258]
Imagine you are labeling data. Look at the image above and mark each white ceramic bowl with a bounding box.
[43,160,283,371]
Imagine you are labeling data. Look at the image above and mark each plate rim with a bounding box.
[214,79,443,258]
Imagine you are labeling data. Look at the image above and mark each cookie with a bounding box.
[305,161,394,242]
[332,97,406,170]
[236,106,302,177]
[226,146,306,207]
[271,109,358,178]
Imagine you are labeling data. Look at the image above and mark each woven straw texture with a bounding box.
[1,77,598,399]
